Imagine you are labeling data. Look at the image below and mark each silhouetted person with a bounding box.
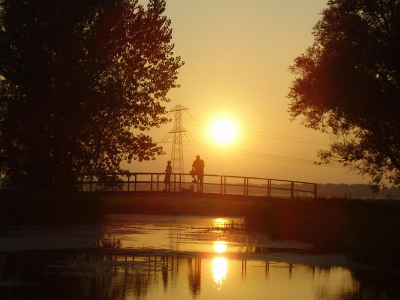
[164,161,172,191]
[191,155,205,192]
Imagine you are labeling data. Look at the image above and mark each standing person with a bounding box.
[191,155,205,192]
[164,161,172,191]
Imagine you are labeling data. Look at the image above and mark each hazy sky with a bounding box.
[128,0,369,185]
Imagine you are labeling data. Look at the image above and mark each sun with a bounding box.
[211,120,236,143]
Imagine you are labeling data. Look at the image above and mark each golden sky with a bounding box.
[128,0,368,185]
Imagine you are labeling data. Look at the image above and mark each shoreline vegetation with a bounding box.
[1,191,400,269]
[244,198,400,269]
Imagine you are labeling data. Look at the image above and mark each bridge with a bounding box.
[79,172,317,200]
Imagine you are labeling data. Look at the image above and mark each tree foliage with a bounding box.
[0,0,183,189]
[288,0,400,187]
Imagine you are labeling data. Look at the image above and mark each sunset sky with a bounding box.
[128,0,369,185]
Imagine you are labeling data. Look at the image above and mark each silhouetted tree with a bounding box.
[0,0,183,189]
[288,0,400,187]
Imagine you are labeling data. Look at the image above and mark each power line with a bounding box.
[182,141,344,169]
[158,114,341,169]
[244,129,329,147]
[183,119,330,147]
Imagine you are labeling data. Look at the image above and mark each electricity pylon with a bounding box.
[161,104,193,179]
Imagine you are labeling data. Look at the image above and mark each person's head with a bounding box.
[167,161,171,165]
[196,155,200,160]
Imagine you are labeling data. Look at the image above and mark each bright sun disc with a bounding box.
[211,120,236,143]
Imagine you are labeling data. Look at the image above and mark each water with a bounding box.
[1,215,399,299]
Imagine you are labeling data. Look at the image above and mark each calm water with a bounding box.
[1,215,399,300]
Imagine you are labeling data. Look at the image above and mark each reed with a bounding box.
[244,198,400,268]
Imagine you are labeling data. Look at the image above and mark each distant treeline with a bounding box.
[199,182,400,199]
[198,182,400,199]
[316,184,400,199]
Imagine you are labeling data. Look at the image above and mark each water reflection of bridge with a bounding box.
[79,172,317,199]
[1,249,382,300]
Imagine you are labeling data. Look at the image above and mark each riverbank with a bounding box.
[2,191,400,270]
[0,191,263,225]
[245,198,400,269]
[0,191,105,225]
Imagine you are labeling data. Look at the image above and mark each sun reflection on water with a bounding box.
[212,257,227,288]
[213,218,229,228]
[213,241,227,253]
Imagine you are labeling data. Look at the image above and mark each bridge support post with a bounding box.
[223,176,226,194]
[291,182,294,200]
[134,174,137,191]
[156,174,159,191]
[314,183,317,199]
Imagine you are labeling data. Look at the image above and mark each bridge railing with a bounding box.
[79,173,317,199]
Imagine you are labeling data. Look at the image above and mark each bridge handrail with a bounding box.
[78,172,317,199]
